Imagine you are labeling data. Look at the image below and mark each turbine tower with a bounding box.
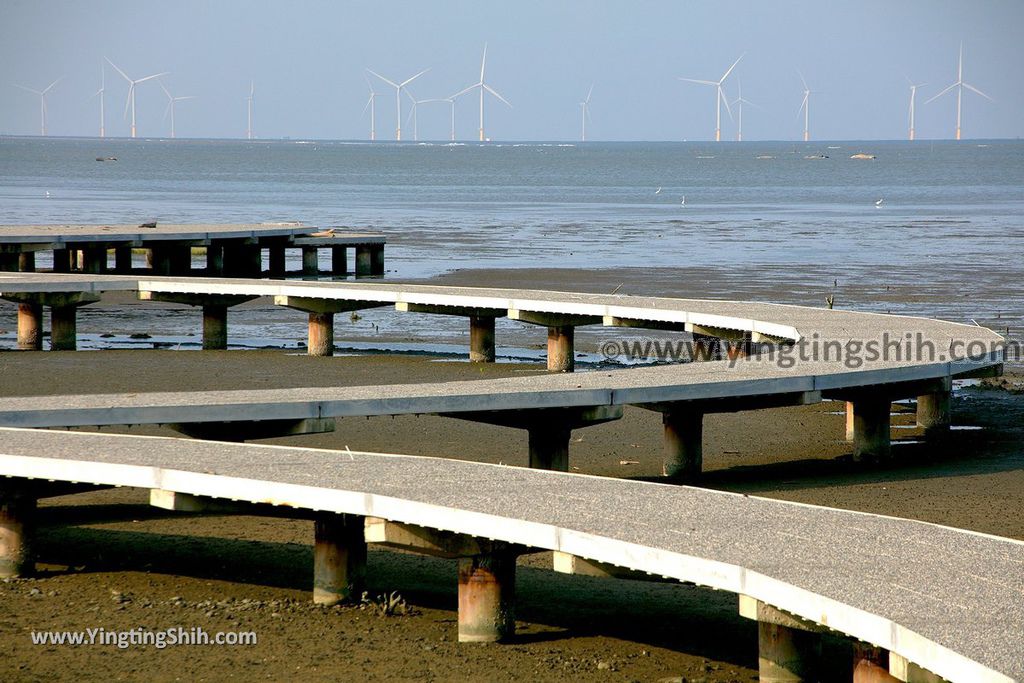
[160,81,195,139]
[580,83,593,142]
[924,43,993,141]
[246,81,255,140]
[14,77,62,136]
[363,76,377,141]
[797,71,814,142]
[453,44,511,142]
[91,64,106,138]
[106,58,168,138]
[367,68,430,141]
[731,80,761,142]
[679,54,743,141]
[906,80,926,141]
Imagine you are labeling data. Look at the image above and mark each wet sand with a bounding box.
[2,267,1023,682]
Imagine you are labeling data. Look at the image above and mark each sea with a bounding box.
[1,137,1022,359]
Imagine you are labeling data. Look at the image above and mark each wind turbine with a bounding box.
[924,43,993,141]
[731,80,762,142]
[91,64,106,138]
[105,58,168,138]
[906,80,926,141]
[797,71,815,142]
[453,44,512,142]
[363,76,377,141]
[404,91,428,142]
[367,68,430,141]
[14,77,62,136]
[580,83,593,142]
[246,81,255,140]
[160,81,195,139]
[679,54,743,142]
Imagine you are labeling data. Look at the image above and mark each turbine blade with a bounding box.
[797,69,808,91]
[585,83,594,103]
[135,72,170,85]
[367,69,399,89]
[42,77,63,94]
[678,78,716,86]
[480,44,487,81]
[483,83,511,107]
[923,82,957,104]
[400,68,430,88]
[160,81,172,99]
[963,82,994,102]
[452,83,479,99]
[177,96,197,101]
[719,53,744,83]
[123,84,133,119]
[105,57,132,83]
[721,88,734,121]
[362,94,373,114]
[13,84,42,95]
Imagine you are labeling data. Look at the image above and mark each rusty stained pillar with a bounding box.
[312,514,366,606]
[457,550,517,643]
[469,315,496,363]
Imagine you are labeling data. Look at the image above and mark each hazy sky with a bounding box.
[1,0,1021,141]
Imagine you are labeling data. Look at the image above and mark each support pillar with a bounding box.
[355,246,373,276]
[206,244,225,276]
[662,408,704,481]
[547,325,575,372]
[308,312,334,357]
[916,390,951,436]
[852,644,900,683]
[17,303,42,351]
[457,551,516,643]
[18,252,35,272]
[527,424,571,471]
[849,398,892,462]
[370,245,385,275]
[50,305,79,351]
[302,246,319,277]
[758,621,821,683]
[114,246,132,273]
[0,491,35,578]
[202,304,229,350]
[53,248,71,273]
[313,514,366,606]
[82,246,106,274]
[846,401,856,441]
[268,246,287,277]
[331,246,348,275]
[469,315,496,363]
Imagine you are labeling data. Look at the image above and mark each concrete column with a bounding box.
[202,304,229,350]
[457,552,516,643]
[206,245,224,276]
[74,250,85,271]
[355,246,373,276]
[547,325,575,372]
[370,245,385,275]
[18,252,36,272]
[916,391,951,436]
[114,246,133,273]
[50,305,79,351]
[53,248,71,273]
[331,246,348,275]
[662,408,703,481]
[0,492,35,578]
[83,246,106,274]
[849,398,892,462]
[308,312,335,357]
[469,315,496,363]
[527,424,571,471]
[758,621,821,683]
[268,246,287,277]
[852,644,900,683]
[313,514,366,606]
[150,245,172,275]
[17,303,43,351]
[302,246,319,276]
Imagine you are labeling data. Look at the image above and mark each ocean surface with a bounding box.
[1,137,1022,358]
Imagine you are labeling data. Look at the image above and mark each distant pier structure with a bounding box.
[0,223,386,279]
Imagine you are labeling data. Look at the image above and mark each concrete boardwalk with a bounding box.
[0,428,1020,682]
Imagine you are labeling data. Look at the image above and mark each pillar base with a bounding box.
[849,399,892,462]
[662,408,704,481]
[17,303,43,350]
[458,551,516,643]
[469,315,497,363]
[331,246,348,275]
[313,514,366,605]
[0,491,35,578]
[547,325,575,372]
[202,304,228,350]
[916,389,951,437]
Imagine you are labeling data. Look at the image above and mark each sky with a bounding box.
[1,0,1022,142]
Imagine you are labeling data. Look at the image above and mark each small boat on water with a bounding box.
[95,156,117,162]
[850,153,876,160]
[804,154,829,159]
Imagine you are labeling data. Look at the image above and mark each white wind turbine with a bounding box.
[246,81,255,140]
[91,63,106,138]
[679,54,743,142]
[363,76,377,141]
[367,68,430,141]
[906,80,926,141]
[105,58,168,138]
[731,80,762,142]
[14,77,62,136]
[404,91,428,142]
[797,71,816,142]
[924,43,993,141]
[580,83,593,142]
[160,81,195,139]
[453,44,512,142]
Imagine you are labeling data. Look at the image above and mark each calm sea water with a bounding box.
[1,137,1022,356]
